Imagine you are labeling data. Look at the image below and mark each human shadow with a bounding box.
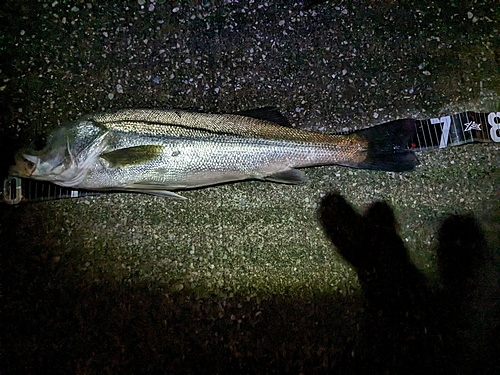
[318,192,499,374]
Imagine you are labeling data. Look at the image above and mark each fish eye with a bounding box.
[33,133,47,151]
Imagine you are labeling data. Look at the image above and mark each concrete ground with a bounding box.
[1,1,499,373]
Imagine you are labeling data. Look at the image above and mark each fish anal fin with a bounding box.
[264,168,307,184]
[234,107,291,127]
[100,145,164,167]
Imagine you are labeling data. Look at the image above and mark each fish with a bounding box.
[9,108,418,198]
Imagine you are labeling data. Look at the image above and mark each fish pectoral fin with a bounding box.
[100,145,165,168]
[124,183,186,199]
[264,168,307,184]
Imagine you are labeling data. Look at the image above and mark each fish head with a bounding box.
[9,122,100,186]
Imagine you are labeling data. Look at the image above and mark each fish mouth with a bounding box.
[8,156,37,178]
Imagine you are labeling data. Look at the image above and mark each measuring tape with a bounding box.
[408,111,499,150]
[2,177,98,205]
[2,111,499,205]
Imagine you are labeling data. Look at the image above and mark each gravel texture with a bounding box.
[1,1,499,374]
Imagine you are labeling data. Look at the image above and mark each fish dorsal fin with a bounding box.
[234,107,292,127]
[100,145,164,167]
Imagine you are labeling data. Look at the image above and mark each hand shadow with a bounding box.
[318,192,499,374]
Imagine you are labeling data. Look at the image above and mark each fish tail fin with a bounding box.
[350,119,418,172]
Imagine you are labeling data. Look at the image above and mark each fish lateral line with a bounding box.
[97,119,253,139]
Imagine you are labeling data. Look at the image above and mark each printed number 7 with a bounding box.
[430,116,452,148]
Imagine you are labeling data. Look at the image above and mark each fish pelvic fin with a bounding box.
[264,168,308,184]
[128,189,186,199]
[123,183,186,199]
[348,119,419,172]
[100,145,164,168]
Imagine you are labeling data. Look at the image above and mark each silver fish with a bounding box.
[9,108,417,198]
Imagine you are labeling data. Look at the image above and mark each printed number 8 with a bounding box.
[488,112,500,142]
